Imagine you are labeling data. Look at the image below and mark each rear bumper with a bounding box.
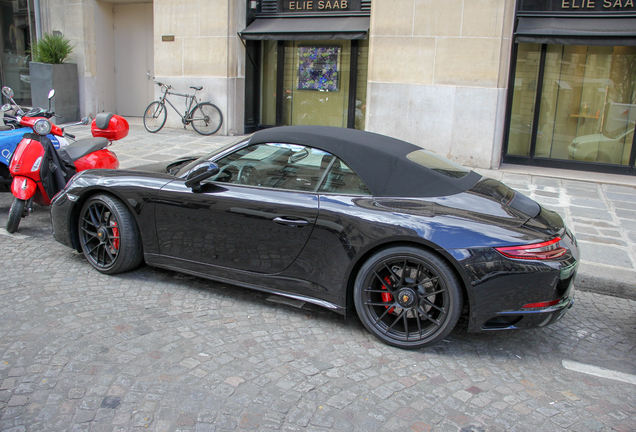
[476,288,575,331]
[462,230,579,333]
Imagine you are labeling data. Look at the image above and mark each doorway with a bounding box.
[114,4,154,117]
[258,38,368,130]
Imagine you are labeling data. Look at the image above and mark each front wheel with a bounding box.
[143,101,167,133]
[354,246,463,349]
[190,102,222,135]
[78,194,143,274]
[6,197,26,233]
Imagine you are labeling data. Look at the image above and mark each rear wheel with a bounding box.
[143,101,167,133]
[78,194,143,274]
[354,246,463,349]
[190,102,222,135]
[6,197,25,233]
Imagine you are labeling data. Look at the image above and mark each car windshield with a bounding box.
[406,149,471,179]
[175,136,252,177]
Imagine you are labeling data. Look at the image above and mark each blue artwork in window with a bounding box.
[297,46,340,92]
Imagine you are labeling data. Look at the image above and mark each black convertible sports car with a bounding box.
[51,126,579,349]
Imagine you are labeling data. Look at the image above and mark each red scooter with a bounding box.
[5,110,129,233]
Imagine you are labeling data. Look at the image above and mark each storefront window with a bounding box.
[0,0,35,105]
[507,43,636,166]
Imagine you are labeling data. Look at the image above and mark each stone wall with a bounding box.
[153,0,245,135]
[39,0,99,119]
[365,0,515,168]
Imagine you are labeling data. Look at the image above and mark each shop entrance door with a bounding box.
[259,39,368,130]
[282,41,351,127]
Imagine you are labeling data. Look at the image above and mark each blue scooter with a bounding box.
[1,86,68,192]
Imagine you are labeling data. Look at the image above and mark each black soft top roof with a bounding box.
[249,126,481,198]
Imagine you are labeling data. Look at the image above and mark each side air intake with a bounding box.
[508,192,541,218]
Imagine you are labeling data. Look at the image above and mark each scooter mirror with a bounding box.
[2,86,14,98]
[48,89,55,100]
[1,104,11,112]
[81,117,90,125]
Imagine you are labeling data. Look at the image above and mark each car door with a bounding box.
[153,142,332,275]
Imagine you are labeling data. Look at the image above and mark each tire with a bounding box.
[78,194,143,275]
[6,197,25,233]
[354,246,463,349]
[143,101,167,133]
[190,102,222,135]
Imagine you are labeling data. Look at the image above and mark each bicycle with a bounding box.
[143,81,223,135]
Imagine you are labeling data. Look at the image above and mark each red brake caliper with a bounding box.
[382,276,394,313]
[111,221,120,250]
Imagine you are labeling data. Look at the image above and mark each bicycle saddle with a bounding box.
[61,137,109,161]
[190,86,203,91]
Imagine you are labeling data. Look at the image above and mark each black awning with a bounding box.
[239,17,370,40]
[516,17,636,46]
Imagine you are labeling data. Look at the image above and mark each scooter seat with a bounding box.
[62,137,110,162]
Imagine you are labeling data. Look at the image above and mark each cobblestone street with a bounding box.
[0,208,635,431]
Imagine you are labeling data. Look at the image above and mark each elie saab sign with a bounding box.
[283,0,361,12]
[519,0,636,11]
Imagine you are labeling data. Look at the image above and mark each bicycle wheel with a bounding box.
[143,101,167,133]
[190,102,222,135]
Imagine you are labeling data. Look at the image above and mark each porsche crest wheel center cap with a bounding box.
[97,227,108,242]
[396,288,417,308]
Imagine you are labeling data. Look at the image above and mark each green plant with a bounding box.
[30,33,76,64]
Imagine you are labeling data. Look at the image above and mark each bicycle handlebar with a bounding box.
[154,81,172,90]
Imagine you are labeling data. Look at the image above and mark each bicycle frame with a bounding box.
[158,88,198,123]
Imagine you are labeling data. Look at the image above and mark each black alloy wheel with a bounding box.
[78,194,143,275]
[354,246,462,349]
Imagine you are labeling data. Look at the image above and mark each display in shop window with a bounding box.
[297,46,340,92]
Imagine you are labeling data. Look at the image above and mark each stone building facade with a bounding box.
[2,0,634,175]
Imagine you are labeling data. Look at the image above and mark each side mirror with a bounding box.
[185,162,219,191]
[2,86,14,98]
[47,89,56,112]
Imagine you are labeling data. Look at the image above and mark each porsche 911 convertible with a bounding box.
[51,126,579,349]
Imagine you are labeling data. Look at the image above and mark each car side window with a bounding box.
[210,142,333,192]
[318,158,371,196]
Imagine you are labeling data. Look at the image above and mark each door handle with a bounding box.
[273,216,309,227]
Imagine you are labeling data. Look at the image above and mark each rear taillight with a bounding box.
[495,237,566,260]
